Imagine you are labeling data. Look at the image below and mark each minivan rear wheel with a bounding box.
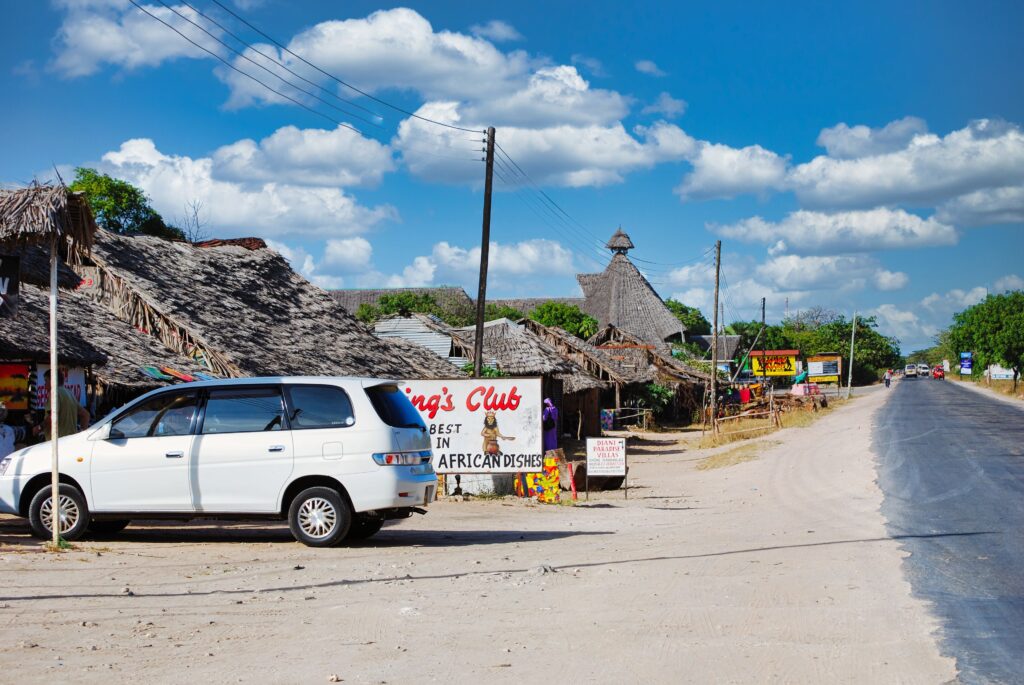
[288,487,351,547]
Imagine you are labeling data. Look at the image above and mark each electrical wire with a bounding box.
[126,0,365,136]
[207,0,484,133]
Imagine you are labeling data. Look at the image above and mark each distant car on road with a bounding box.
[932,366,945,379]
[917,363,931,377]
[904,364,918,378]
[0,377,437,547]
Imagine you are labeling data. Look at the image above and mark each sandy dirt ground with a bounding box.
[0,390,956,684]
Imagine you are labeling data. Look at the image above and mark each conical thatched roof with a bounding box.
[578,253,685,347]
[0,184,97,251]
[605,227,634,254]
[78,230,447,379]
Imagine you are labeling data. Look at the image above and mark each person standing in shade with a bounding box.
[41,370,90,440]
[542,398,559,452]
[0,404,28,459]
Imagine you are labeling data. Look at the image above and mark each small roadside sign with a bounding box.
[960,352,973,375]
[586,437,628,499]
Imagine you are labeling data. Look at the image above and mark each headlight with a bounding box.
[372,450,432,466]
[0,456,12,476]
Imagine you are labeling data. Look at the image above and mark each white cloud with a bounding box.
[211,124,394,188]
[936,184,1024,226]
[642,92,687,119]
[870,304,933,345]
[469,19,522,42]
[712,208,958,254]
[921,286,988,314]
[570,54,607,77]
[816,116,928,159]
[51,1,224,77]
[322,237,374,271]
[99,138,396,237]
[264,239,345,289]
[394,104,696,187]
[676,142,789,200]
[461,65,630,128]
[789,119,1024,209]
[994,274,1024,292]
[755,254,907,292]
[362,238,576,289]
[634,59,666,77]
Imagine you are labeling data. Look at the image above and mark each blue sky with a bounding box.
[3,1,1023,352]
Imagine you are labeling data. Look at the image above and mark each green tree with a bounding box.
[665,299,711,335]
[70,167,185,240]
[947,291,1024,390]
[528,301,598,339]
[484,303,524,321]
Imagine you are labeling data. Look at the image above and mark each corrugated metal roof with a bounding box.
[374,317,455,359]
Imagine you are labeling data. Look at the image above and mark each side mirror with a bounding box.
[88,423,111,441]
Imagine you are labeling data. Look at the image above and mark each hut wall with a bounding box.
[562,388,601,439]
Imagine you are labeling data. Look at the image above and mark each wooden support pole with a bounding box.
[710,240,722,432]
[472,126,496,378]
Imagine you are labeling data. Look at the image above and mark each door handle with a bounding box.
[268,445,285,452]
[165,451,184,459]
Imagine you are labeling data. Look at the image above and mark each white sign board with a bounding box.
[989,365,1015,380]
[34,365,87,409]
[401,378,542,473]
[587,437,627,477]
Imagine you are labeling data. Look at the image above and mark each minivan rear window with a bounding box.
[286,385,355,430]
[365,384,426,429]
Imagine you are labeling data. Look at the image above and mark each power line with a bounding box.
[126,0,365,136]
[207,0,483,134]
[175,0,384,120]
[155,0,384,130]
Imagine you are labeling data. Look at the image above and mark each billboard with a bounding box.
[0,363,31,411]
[401,378,543,474]
[34,365,88,409]
[959,352,973,375]
[750,351,799,377]
[806,354,842,384]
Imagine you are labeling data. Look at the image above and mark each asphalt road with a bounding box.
[875,378,1024,684]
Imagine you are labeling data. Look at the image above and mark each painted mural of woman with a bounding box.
[480,410,515,455]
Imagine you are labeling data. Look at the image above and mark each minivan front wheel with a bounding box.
[28,484,91,541]
[288,487,352,547]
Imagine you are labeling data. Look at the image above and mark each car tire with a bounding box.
[87,519,131,537]
[28,484,91,541]
[288,486,351,547]
[347,513,384,541]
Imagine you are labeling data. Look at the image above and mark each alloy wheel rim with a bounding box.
[40,494,80,534]
[297,497,338,539]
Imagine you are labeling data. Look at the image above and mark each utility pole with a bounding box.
[847,311,857,398]
[472,126,496,378]
[709,240,722,432]
[760,297,767,389]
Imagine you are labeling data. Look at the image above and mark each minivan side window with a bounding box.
[111,392,198,439]
[285,385,355,430]
[365,384,426,429]
[201,388,285,434]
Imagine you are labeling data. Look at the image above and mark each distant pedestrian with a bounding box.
[0,404,27,458]
[884,369,892,388]
[40,370,90,440]
[542,398,559,452]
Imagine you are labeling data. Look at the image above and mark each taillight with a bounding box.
[372,450,431,466]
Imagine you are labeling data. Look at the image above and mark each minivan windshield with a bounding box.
[365,384,426,430]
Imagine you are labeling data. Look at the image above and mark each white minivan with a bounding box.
[0,377,436,547]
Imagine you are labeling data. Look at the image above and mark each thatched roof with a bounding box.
[330,286,475,320]
[523,319,646,385]
[2,283,213,389]
[590,325,712,384]
[0,184,97,251]
[578,252,685,347]
[79,230,448,379]
[381,336,466,379]
[451,319,603,392]
[606,227,635,253]
[689,334,743,361]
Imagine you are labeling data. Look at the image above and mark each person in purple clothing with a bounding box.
[542,398,559,452]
